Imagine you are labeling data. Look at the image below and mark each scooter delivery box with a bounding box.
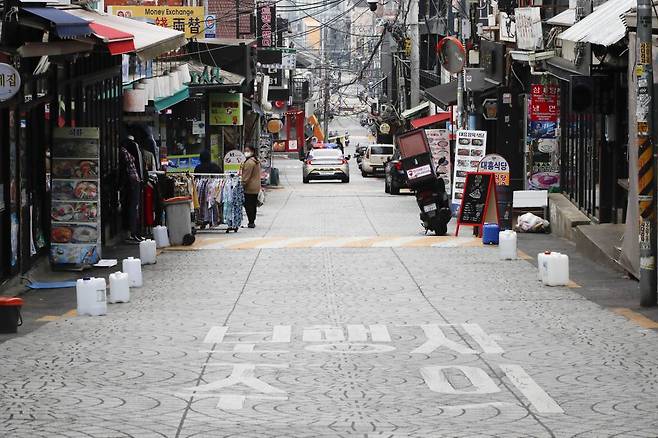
[396,129,437,188]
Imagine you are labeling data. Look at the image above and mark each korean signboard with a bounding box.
[209,93,243,126]
[452,130,487,205]
[257,1,276,48]
[108,6,204,38]
[515,7,543,51]
[527,83,560,190]
[425,129,451,194]
[0,63,20,102]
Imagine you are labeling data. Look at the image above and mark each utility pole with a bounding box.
[636,0,657,307]
[409,0,420,107]
[322,8,330,138]
[456,4,464,130]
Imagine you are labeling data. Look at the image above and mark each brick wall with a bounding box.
[207,0,254,38]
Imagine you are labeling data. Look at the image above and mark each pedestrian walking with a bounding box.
[241,146,261,228]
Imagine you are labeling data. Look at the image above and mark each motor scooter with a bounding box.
[415,177,451,235]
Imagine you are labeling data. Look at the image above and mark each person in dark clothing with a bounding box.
[194,150,221,173]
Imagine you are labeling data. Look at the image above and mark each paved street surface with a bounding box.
[2,124,658,437]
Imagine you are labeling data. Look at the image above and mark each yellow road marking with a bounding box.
[231,238,284,249]
[566,280,581,288]
[37,309,77,322]
[612,307,658,329]
[517,250,533,261]
[36,315,60,322]
[286,238,326,248]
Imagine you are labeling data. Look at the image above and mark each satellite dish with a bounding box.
[436,36,466,74]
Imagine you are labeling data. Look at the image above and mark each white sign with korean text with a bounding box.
[425,129,452,194]
[515,7,543,50]
[0,63,20,102]
[453,130,487,204]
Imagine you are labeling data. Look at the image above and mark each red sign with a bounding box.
[529,84,559,122]
[257,1,275,48]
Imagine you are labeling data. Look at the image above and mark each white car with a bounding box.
[361,144,395,177]
[303,148,350,183]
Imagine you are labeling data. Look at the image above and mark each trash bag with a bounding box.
[516,212,550,233]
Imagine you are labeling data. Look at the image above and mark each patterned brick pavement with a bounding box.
[1,160,657,437]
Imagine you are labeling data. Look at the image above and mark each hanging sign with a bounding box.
[108,6,204,38]
[167,154,201,173]
[224,150,246,175]
[50,128,102,269]
[257,1,276,48]
[0,63,20,102]
[205,14,216,38]
[455,172,498,237]
[209,93,243,126]
[425,129,451,194]
[528,83,560,190]
[452,130,487,205]
[515,7,544,51]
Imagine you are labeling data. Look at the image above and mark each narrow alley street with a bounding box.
[1,131,657,437]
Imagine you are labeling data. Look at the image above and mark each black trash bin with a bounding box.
[0,297,24,334]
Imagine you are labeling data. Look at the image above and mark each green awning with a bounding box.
[154,86,189,112]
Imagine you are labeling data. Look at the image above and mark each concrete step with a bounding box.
[573,223,632,276]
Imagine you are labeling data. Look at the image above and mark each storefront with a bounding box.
[0,4,186,278]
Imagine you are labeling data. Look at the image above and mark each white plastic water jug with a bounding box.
[499,230,517,260]
[537,251,557,281]
[122,257,143,288]
[109,272,130,303]
[543,253,570,286]
[76,277,107,316]
[153,225,170,248]
[139,239,157,265]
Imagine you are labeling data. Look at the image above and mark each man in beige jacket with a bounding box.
[241,146,262,228]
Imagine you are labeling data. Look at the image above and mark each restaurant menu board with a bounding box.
[452,130,487,204]
[528,83,560,190]
[425,129,451,194]
[50,128,101,268]
[455,172,498,236]
[478,154,512,229]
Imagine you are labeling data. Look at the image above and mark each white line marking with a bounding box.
[421,365,501,394]
[412,324,477,355]
[303,326,345,342]
[217,394,245,410]
[500,364,564,414]
[462,323,504,354]
[347,324,392,342]
[438,402,513,410]
[203,326,228,344]
[272,325,292,342]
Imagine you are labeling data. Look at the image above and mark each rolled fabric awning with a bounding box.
[22,7,92,39]
[88,22,135,55]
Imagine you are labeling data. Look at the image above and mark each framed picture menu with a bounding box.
[50,128,101,269]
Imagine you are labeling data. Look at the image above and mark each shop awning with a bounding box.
[424,69,497,109]
[17,40,95,57]
[424,81,457,108]
[154,86,190,112]
[401,101,430,119]
[558,0,634,46]
[22,7,93,39]
[410,112,451,129]
[546,9,576,27]
[88,22,135,55]
[63,8,186,60]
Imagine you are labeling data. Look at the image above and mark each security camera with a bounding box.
[367,0,378,12]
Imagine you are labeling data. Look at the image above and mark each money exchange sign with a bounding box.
[108,6,204,38]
